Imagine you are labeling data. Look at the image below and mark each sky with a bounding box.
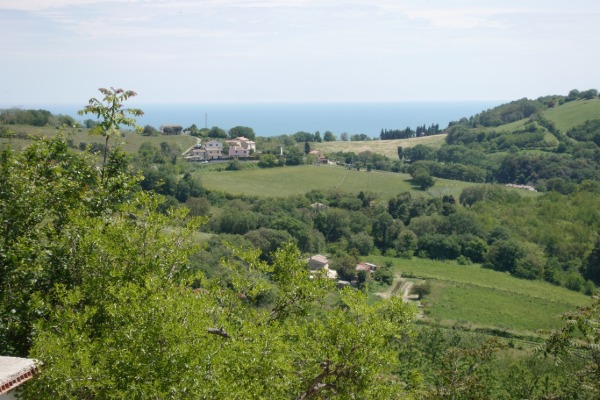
[1,0,599,106]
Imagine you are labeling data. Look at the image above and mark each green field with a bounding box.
[544,98,600,133]
[370,256,591,334]
[199,164,483,199]
[313,134,447,159]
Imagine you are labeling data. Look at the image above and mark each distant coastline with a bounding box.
[12,101,502,138]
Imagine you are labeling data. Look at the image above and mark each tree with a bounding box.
[78,87,143,183]
[304,141,311,154]
[584,236,600,285]
[229,125,256,140]
[323,131,336,142]
[285,146,304,166]
[208,126,227,138]
[0,136,139,356]
[340,132,349,141]
[142,124,159,136]
[485,239,525,273]
[544,296,600,398]
[331,253,359,281]
[411,167,435,190]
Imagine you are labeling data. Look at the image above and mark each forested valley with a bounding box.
[1,88,599,399]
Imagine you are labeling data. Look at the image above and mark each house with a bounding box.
[228,146,250,158]
[0,357,39,399]
[356,262,378,273]
[307,254,337,279]
[307,254,329,270]
[185,147,208,161]
[204,140,223,160]
[308,150,329,164]
[226,137,256,152]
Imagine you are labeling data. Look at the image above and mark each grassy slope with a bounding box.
[544,98,600,133]
[370,256,591,333]
[312,134,446,159]
[200,164,481,199]
[485,98,600,134]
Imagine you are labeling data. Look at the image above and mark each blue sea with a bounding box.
[40,101,501,138]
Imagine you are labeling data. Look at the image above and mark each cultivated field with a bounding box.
[370,256,591,334]
[199,164,480,199]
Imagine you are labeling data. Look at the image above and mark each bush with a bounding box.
[412,281,431,299]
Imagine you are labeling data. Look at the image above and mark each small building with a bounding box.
[0,357,39,399]
[307,254,329,270]
[186,147,208,161]
[356,262,378,273]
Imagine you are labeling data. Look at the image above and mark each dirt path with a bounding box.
[181,136,201,156]
[375,275,423,318]
[376,275,414,302]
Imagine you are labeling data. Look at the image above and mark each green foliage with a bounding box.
[228,125,255,140]
[544,296,600,398]
[258,153,283,168]
[78,87,143,182]
[567,119,600,146]
[0,136,140,356]
[410,166,435,190]
[470,98,547,127]
[323,130,336,141]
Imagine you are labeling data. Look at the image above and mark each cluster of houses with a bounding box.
[306,254,378,286]
[185,137,256,162]
[183,136,335,165]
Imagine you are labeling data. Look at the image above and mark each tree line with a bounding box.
[380,124,441,140]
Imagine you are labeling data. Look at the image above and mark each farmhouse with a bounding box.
[306,254,338,279]
[356,262,378,273]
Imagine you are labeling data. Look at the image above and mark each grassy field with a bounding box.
[544,98,600,133]
[199,164,482,199]
[312,134,447,159]
[369,256,591,334]
[483,98,600,135]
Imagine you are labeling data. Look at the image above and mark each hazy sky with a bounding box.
[1,0,599,106]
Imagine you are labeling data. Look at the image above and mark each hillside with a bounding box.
[544,98,600,133]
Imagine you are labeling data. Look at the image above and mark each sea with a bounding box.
[36,101,501,138]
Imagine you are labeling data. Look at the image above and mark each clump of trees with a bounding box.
[0,108,76,127]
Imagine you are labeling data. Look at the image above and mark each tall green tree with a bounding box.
[78,87,143,183]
